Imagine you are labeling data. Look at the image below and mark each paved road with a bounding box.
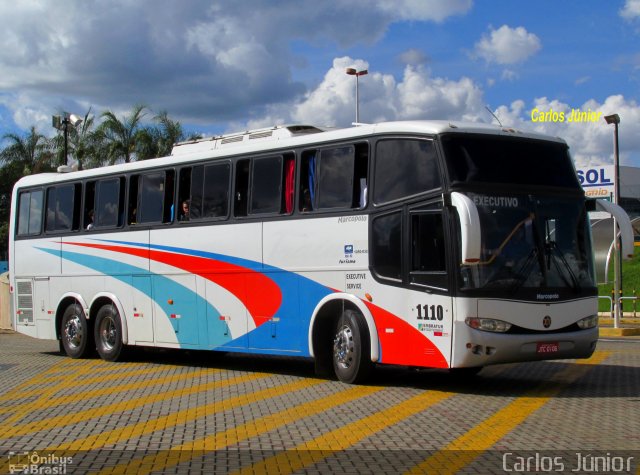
[0,331,638,474]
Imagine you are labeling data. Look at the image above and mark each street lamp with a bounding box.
[604,113,622,327]
[52,112,83,167]
[346,67,368,123]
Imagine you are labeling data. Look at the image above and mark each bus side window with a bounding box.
[374,139,441,205]
[162,170,175,223]
[46,183,81,233]
[410,211,448,289]
[299,143,366,212]
[316,145,355,210]
[299,150,316,212]
[371,211,402,281]
[84,181,96,230]
[354,143,368,208]
[202,162,230,219]
[138,172,165,224]
[94,177,123,228]
[250,155,282,215]
[178,167,192,221]
[282,153,295,214]
[16,189,44,237]
[128,175,139,225]
[234,159,250,217]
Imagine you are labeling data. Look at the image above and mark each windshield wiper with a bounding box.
[508,246,539,294]
[546,241,581,291]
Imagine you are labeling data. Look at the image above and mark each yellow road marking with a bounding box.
[0,372,268,440]
[233,389,456,475]
[0,358,102,402]
[54,377,323,451]
[2,359,106,426]
[404,351,612,474]
[0,366,179,413]
[93,385,384,475]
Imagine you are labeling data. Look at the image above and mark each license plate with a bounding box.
[537,342,560,354]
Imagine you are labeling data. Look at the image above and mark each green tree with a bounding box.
[154,110,186,157]
[0,127,52,259]
[98,104,147,164]
[0,126,54,175]
[135,110,195,160]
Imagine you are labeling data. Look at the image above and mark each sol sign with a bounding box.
[576,166,614,198]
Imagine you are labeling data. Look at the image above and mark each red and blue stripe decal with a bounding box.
[40,239,447,366]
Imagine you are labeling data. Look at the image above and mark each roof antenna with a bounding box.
[485,105,502,127]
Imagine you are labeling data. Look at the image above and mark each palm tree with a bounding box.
[0,126,54,175]
[98,104,147,164]
[134,111,190,160]
[69,109,103,170]
[154,111,185,157]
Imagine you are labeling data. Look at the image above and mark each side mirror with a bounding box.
[450,192,481,265]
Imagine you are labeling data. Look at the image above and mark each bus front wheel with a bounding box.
[94,304,125,362]
[332,309,372,384]
[60,303,91,359]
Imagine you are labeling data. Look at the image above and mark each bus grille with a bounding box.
[16,280,34,324]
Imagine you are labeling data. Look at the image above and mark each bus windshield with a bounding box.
[441,134,580,189]
[458,192,595,297]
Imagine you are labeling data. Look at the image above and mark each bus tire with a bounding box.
[60,303,92,359]
[94,304,125,362]
[332,309,372,384]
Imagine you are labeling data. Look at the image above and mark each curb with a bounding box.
[599,327,640,337]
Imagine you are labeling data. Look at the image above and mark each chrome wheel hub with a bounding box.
[99,316,117,351]
[64,315,83,349]
[333,325,354,369]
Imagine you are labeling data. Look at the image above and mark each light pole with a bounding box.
[52,112,83,167]
[346,67,368,123]
[604,113,622,327]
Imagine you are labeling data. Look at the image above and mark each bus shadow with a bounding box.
[43,347,640,399]
[369,360,640,399]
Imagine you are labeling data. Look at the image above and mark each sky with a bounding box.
[0,0,639,168]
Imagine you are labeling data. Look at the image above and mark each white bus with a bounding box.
[9,121,634,383]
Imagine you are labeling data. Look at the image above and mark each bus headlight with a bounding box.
[465,317,512,333]
[576,315,598,329]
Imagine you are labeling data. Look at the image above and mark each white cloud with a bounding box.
[372,0,473,22]
[264,57,485,127]
[501,69,519,81]
[518,96,640,168]
[620,0,640,19]
[239,58,640,170]
[574,76,591,85]
[399,48,429,66]
[0,0,474,133]
[474,25,541,64]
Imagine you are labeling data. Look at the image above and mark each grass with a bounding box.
[597,245,640,313]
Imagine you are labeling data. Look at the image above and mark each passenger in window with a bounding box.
[179,200,190,221]
[86,210,94,230]
[301,189,312,212]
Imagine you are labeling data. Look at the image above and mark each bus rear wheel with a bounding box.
[61,303,91,358]
[332,309,372,384]
[95,304,125,362]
